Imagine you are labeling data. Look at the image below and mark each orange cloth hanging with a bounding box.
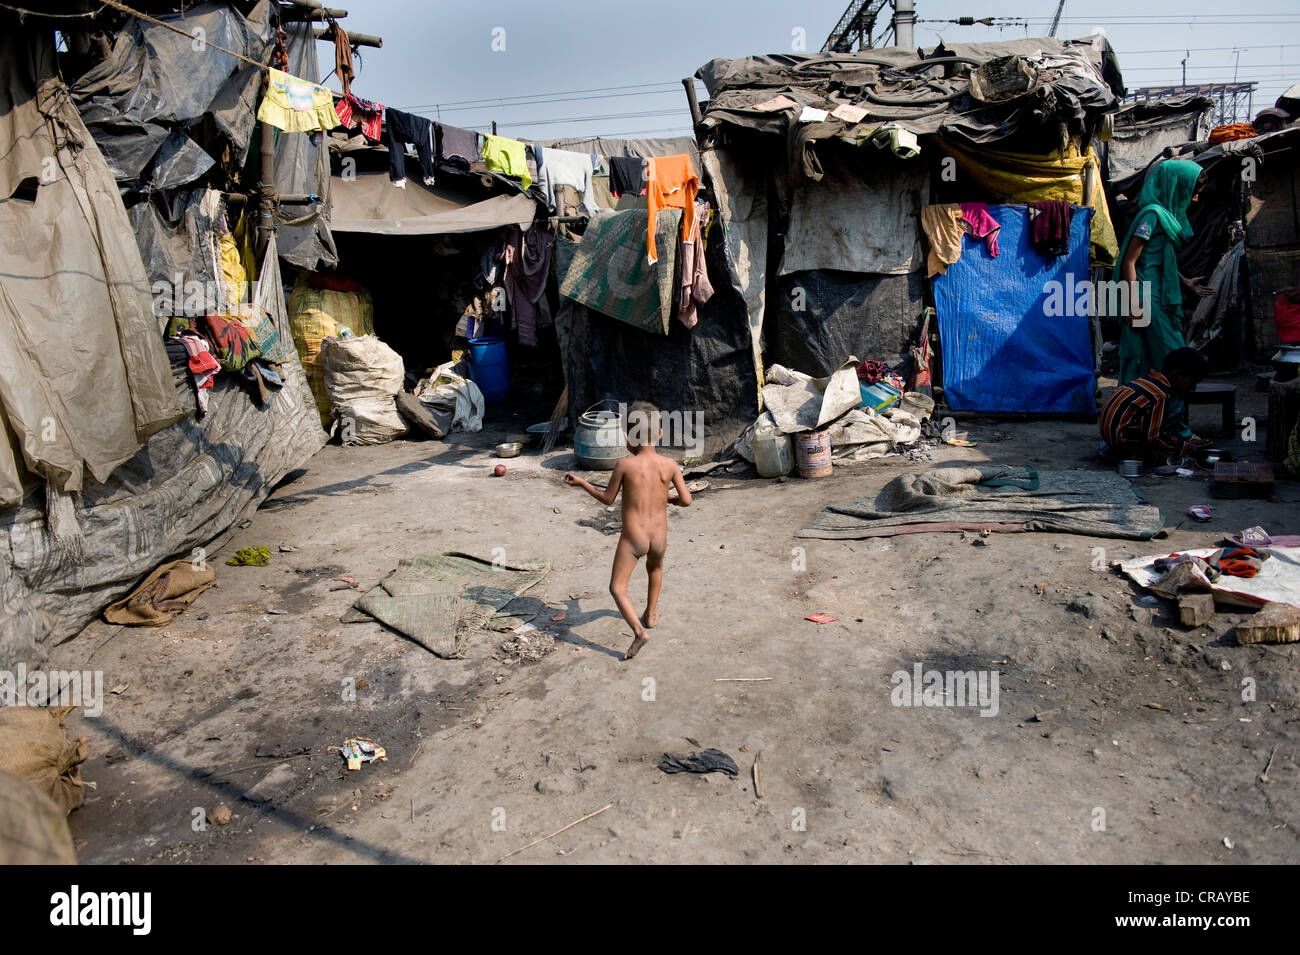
[646,154,699,264]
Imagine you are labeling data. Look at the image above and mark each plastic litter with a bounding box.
[337,737,387,771]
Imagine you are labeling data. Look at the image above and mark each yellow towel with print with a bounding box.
[257,68,341,133]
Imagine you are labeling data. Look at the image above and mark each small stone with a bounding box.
[208,804,232,826]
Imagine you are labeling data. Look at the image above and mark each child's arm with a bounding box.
[668,464,692,507]
[564,463,623,506]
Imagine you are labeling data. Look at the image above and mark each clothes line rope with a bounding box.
[0,1,108,17]
[98,0,291,77]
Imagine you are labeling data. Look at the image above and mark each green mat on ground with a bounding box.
[797,465,1164,541]
[344,552,549,658]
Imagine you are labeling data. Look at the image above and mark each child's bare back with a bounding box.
[562,402,691,660]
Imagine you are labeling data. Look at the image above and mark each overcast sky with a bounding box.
[317,1,1299,141]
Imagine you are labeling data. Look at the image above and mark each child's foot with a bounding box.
[641,609,660,629]
[624,630,649,660]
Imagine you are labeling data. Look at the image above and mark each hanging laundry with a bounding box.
[646,154,699,265]
[609,155,647,198]
[176,336,219,416]
[481,134,531,189]
[1028,200,1074,258]
[436,123,480,168]
[385,107,435,186]
[499,225,553,347]
[921,204,964,277]
[535,147,599,214]
[960,202,1000,258]
[678,202,715,330]
[257,68,341,133]
[330,22,355,96]
[335,93,383,142]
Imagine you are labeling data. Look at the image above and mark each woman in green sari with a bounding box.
[1113,159,1213,385]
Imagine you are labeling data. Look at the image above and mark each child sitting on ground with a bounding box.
[563,401,691,660]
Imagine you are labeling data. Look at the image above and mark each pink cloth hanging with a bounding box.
[960,202,1001,258]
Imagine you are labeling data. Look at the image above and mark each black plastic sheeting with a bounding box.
[127,186,222,293]
[766,270,925,379]
[72,0,272,189]
[72,2,337,277]
[558,235,759,459]
[272,20,337,272]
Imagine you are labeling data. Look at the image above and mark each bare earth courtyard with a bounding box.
[55,397,1300,865]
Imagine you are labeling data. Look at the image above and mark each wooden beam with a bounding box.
[314,28,382,48]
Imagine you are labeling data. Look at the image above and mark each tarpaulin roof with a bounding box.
[696,36,1120,147]
[329,170,537,235]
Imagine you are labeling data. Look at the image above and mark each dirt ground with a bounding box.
[54,375,1300,864]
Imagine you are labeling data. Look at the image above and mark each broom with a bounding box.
[541,385,568,454]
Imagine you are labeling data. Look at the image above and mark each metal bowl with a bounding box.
[526,420,568,447]
[1118,459,1144,478]
[495,442,523,458]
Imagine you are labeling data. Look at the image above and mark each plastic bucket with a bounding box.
[574,410,628,470]
[795,430,832,478]
[467,336,509,404]
[753,425,794,478]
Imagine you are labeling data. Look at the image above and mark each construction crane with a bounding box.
[822,0,893,52]
[1047,0,1066,37]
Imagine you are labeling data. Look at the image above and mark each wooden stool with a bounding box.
[1187,382,1237,435]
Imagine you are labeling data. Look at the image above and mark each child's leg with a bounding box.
[609,536,648,659]
[642,549,663,629]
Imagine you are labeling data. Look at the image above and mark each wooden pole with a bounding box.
[314,28,382,47]
[256,117,276,262]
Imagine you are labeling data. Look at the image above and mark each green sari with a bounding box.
[1113,159,1200,385]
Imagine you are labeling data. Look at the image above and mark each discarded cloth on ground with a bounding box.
[798,465,1164,540]
[659,749,739,776]
[102,559,215,626]
[400,361,486,438]
[762,359,862,433]
[1117,546,1300,610]
[0,705,89,816]
[344,552,549,658]
[558,208,681,334]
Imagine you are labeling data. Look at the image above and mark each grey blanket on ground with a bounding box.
[344,552,549,658]
[797,465,1164,540]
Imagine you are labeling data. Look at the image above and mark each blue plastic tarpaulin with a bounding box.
[933,205,1095,414]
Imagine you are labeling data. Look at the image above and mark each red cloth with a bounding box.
[960,202,1000,257]
[334,94,383,142]
[307,272,361,292]
[1275,287,1300,344]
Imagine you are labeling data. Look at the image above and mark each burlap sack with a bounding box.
[103,559,215,626]
[0,768,76,863]
[0,704,89,815]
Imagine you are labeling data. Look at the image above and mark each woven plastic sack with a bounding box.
[321,335,407,444]
[289,278,376,426]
